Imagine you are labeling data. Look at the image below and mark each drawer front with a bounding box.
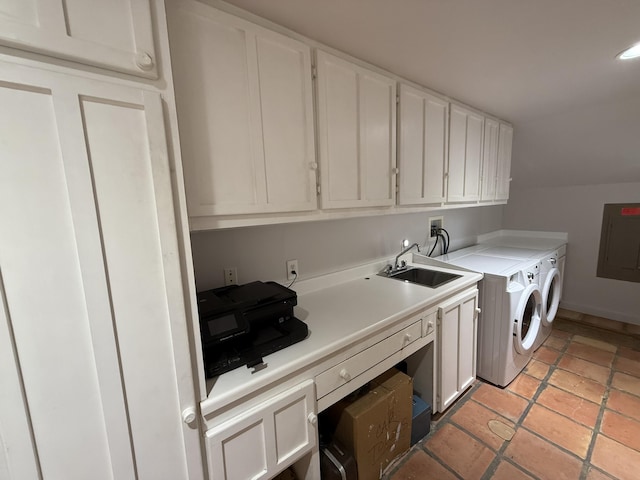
[315,321,421,399]
[205,379,316,480]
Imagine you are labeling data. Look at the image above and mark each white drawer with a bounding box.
[315,320,421,399]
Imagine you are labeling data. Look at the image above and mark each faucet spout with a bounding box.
[394,242,421,271]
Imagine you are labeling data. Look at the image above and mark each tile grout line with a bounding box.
[477,334,572,480]
[578,343,618,479]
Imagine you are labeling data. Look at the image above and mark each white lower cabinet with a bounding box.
[437,288,479,412]
[205,380,318,480]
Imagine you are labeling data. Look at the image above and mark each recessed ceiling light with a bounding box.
[617,43,640,60]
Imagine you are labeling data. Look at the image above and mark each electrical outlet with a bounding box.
[286,259,299,281]
[429,216,444,237]
[223,267,237,286]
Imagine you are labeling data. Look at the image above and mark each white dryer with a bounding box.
[534,245,566,350]
[437,252,543,387]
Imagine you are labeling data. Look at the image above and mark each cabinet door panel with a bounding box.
[0,280,40,479]
[81,93,189,480]
[398,84,447,205]
[360,72,395,204]
[0,82,119,480]
[0,63,202,479]
[437,288,478,412]
[423,96,448,203]
[256,34,316,210]
[318,55,360,204]
[448,105,483,202]
[464,113,483,201]
[447,106,467,201]
[206,380,316,480]
[0,0,157,78]
[457,294,478,392]
[398,86,424,202]
[169,2,317,217]
[171,7,261,214]
[496,123,513,201]
[481,118,499,201]
[317,50,396,209]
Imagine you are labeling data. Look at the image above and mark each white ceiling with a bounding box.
[220,0,640,188]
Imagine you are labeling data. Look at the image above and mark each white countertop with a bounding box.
[201,256,482,417]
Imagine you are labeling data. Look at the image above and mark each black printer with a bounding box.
[197,281,308,378]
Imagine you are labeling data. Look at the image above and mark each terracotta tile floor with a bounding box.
[384,319,640,480]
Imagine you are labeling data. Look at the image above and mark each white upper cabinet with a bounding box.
[447,104,484,203]
[316,50,397,209]
[480,117,499,201]
[398,83,448,205]
[168,0,317,218]
[0,0,158,78]
[496,123,513,201]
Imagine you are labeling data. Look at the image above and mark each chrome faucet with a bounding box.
[393,239,421,271]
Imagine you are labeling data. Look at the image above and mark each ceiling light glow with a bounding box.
[618,43,640,60]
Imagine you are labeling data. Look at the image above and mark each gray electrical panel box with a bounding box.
[597,203,640,283]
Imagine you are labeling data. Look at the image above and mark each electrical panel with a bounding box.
[597,203,640,283]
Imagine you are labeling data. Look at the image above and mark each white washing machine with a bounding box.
[475,232,568,351]
[436,252,543,387]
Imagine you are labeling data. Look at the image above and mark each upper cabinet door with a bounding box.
[316,50,396,209]
[480,118,499,201]
[496,123,513,201]
[398,84,448,205]
[0,0,158,78]
[168,0,317,217]
[447,104,484,202]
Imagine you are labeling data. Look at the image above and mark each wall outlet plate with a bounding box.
[286,259,299,281]
[223,267,237,286]
[429,216,444,237]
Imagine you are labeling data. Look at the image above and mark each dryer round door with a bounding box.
[542,268,562,327]
[513,285,542,355]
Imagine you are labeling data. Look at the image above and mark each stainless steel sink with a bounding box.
[381,267,462,288]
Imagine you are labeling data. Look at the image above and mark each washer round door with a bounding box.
[513,284,542,355]
[541,268,562,327]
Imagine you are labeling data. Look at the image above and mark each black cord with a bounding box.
[439,228,451,253]
[427,235,440,257]
[286,271,298,288]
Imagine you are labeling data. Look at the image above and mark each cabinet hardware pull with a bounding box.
[181,407,196,425]
[339,369,351,381]
[135,51,154,71]
[307,413,318,425]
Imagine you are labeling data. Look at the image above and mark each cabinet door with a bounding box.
[206,380,317,480]
[0,62,202,480]
[169,1,317,217]
[398,84,448,205]
[316,50,396,209]
[447,105,483,202]
[480,118,499,201]
[0,0,157,78]
[495,123,513,201]
[437,289,478,412]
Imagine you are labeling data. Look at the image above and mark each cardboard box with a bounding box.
[326,369,413,479]
[410,394,432,446]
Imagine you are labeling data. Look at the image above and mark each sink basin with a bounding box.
[382,267,462,288]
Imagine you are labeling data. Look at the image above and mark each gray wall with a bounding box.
[504,182,640,325]
[191,205,504,291]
